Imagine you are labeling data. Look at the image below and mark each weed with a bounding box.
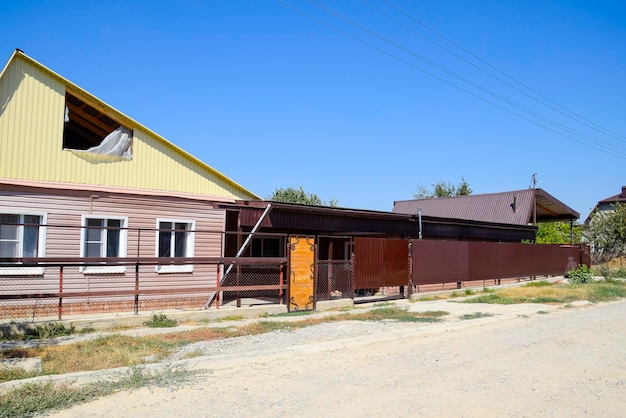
[450,291,459,298]
[459,312,494,320]
[374,302,393,307]
[0,366,200,417]
[567,265,594,284]
[464,289,475,295]
[537,310,549,314]
[143,314,177,328]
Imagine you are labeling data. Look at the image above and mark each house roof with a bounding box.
[0,49,260,200]
[598,186,626,204]
[584,186,626,224]
[392,188,579,225]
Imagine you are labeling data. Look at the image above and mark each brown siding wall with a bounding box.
[0,185,225,300]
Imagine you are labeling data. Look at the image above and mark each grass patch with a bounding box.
[1,323,97,342]
[523,280,553,287]
[266,310,315,317]
[410,294,449,302]
[537,310,549,314]
[459,312,494,320]
[216,315,244,321]
[342,307,448,323]
[463,281,626,305]
[143,314,177,328]
[0,365,200,418]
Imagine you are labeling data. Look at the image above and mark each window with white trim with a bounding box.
[156,220,195,273]
[80,216,128,274]
[0,212,46,275]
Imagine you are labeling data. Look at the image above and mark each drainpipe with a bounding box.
[418,207,423,240]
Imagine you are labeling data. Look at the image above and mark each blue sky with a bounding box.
[2,1,625,220]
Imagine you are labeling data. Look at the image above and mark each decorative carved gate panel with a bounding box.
[288,236,316,311]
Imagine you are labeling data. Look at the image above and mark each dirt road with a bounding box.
[52,299,626,417]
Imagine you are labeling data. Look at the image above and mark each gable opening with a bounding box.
[63,92,133,158]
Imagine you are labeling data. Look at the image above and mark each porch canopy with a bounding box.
[222,200,538,243]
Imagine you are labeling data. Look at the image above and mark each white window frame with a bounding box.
[80,215,128,274]
[0,210,47,276]
[155,219,195,273]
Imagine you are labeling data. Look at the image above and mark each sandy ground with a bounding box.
[43,298,626,417]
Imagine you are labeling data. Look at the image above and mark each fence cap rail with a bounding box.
[0,256,288,267]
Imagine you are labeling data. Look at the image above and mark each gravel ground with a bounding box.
[43,298,626,417]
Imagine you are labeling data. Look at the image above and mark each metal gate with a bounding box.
[353,237,409,297]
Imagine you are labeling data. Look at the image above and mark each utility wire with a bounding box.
[304,0,626,156]
[379,0,626,144]
[275,0,626,159]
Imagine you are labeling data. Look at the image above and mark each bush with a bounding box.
[567,265,594,284]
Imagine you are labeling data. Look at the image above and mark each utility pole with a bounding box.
[531,173,537,225]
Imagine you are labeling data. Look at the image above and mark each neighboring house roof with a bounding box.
[392,188,579,225]
[0,49,260,200]
[584,186,626,224]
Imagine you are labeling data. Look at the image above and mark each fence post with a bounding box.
[134,262,139,315]
[216,264,221,310]
[58,266,63,321]
[279,263,284,304]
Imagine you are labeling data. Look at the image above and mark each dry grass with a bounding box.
[464,280,626,305]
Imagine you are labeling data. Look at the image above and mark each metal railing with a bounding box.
[0,257,287,321]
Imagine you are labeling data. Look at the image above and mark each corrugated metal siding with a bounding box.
[412,240,588,285]
[0,55,255,200]
[353,237,408,289]
[0,186,225,292]
[0,55,65,182]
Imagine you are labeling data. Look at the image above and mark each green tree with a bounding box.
[414,177,472,199]
[535,222,582,244]
[267,186,338,207]
[585,202,626,263]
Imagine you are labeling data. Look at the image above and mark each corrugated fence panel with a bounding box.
[354,237,408,289]
[412,240,468,285]
[412,240,589,285]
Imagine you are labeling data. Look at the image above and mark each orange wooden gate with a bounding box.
[288,236,316,311]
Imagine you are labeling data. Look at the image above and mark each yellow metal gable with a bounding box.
[0,51,259,201]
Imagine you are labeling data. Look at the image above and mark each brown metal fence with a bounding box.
[353,237,409,297]
[412,240,590,286]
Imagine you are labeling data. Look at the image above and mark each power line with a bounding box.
[379,0,626,145]
[275,0,626,159]
[300,0,626,157]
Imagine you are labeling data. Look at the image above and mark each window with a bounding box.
[63,91,133,158]
[0,212,46,275]
[80,216,128,274]
[251,237,283,257]
[156,220,195,273]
